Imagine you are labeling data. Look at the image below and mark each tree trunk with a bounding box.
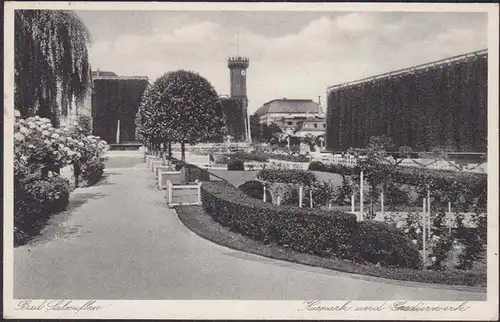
[181,141,186,162]
[74,163,81,188]
[168,142,172,160]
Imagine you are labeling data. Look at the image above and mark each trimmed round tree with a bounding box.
[146,70,226,161]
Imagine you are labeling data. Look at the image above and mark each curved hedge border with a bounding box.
[177,204,486,289]
[197,180,486,287]
[201,181,421,269]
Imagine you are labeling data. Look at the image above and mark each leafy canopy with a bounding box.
[136,70,226,145]
[15,10,92,126]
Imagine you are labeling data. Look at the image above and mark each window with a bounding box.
[322,124,326,128]
[287,121,293,125]
[314,124,318,128]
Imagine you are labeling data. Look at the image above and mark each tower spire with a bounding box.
[237,32,240,56]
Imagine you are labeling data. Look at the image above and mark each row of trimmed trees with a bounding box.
[135,70,227,161]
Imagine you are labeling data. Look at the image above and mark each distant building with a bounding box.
[91,69,149,143]
[326,49,488,152]
[254,98,326,137]
[219,56,251,142]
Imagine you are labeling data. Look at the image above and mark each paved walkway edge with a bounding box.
[175,205,486,294]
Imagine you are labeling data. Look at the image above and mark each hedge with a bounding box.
[227,158,244,171]
[308,161,487,207]
[257,169,317,186]
[225,151,309,163]
[201,181,422,269]
[238,180,272,203]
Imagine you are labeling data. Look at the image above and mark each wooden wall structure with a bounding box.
[326,49,488,152]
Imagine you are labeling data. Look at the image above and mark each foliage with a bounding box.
[201,181,357,257]
[454,214,486,270]
[227,158,244,171]
[349,220,423,269]
[428,233,454,271]
[75,114,92,136]
[257,169,317,186]
[231,151,269,162]
[307,158,486,210]
[74,135,109,186]
[137,70,226,160]
[14,173,71,246]
[238,180,272,203]
[260,122,283,144]
[15,10,91,126]
[184,164,211,183]
[335,177,354,205]
[249,114,262,142]
[14,116,81,175]
[282,181,336,208]
[202,181,422,269]
[14,116,108,245]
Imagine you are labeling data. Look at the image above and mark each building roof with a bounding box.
[255,98,323,116]
[91,70,117,77]
[328,48,487,92]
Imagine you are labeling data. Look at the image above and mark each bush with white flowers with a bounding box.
[14,116,109,246]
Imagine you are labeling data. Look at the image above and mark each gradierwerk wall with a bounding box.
[326,50,487,152]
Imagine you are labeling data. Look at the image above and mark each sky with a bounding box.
[75,10,487,114]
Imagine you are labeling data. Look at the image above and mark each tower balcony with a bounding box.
[228,56,250,69]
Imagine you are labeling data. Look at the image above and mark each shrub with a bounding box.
[428,234,454,271]
[349,220,423,269]
[308,161,326,171]
[268,154,309,162]
[202,181,357,256]
[227,158,244,171]
[282,181,336,208]
[75,115,93,136]
[14,173,71,245]
[454,214,486,270]
[232,151,269,162]
[184,163,211,183]
[238,180,272,203]
[211,153,230,164]
[310,161,486,210]
[257,169,317,185]
[201,181,422,269]
[335,177,353,205]
[73,135,109,187]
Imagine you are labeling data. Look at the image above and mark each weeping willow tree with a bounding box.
[15,10,92,127]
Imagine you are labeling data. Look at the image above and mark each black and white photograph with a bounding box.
[3,2,499,320]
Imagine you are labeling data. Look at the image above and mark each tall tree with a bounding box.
[15,10,91,127]
[249,114,262,142]
[146,70,226,161]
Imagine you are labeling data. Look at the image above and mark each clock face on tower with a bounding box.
[241,70,246,76]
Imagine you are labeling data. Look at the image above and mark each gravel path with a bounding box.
[14,155,485,300]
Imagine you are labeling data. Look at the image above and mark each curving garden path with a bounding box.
[14,152,485,300]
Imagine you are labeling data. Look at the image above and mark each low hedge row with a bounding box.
[224,151,310,163]
[201,181,422,269]
[257,169,317,186]
[308,161,487,207]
